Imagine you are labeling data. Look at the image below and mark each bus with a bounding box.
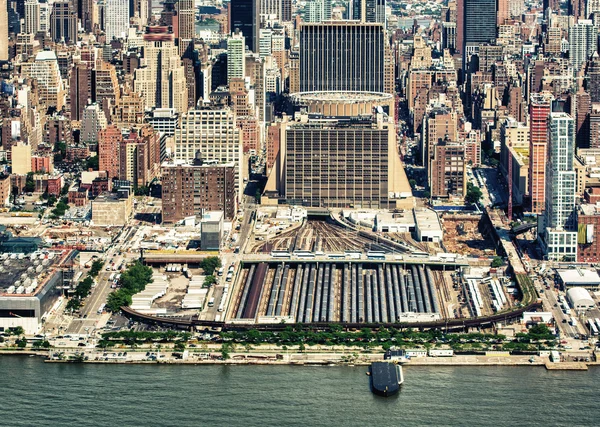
[367,251,386,260]
[97,303,106,314]
[271,251,291,258]
[208,298,215,307]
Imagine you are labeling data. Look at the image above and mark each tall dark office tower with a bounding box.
[299,21,385,93]
[230,0,259,53]
[50,1,77,44]
[281,0,291,21]
[351,0,385,23]
[463,0,496,46]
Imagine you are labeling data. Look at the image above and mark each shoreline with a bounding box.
[3,350,597,370]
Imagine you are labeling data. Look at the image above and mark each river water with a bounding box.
[2,356,597,426]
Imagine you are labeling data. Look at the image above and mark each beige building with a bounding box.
[174,107,244,201]
[20,51,66,110]
[0,0,8,61]
[11,142,32,175]
[134,40,188,114]
[91,193,133,226]
[264,113,414,209]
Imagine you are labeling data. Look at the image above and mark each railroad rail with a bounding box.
[121,302,542,332]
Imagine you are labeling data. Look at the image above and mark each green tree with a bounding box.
[465,182,483,205]
[134,186,150,196]
[203,275,217,288]
[89,260,104,277]
[255,189,261,203]
[86,156,99,171]
[491,256,504,268]
[106,289,132,312]
[409,179,417,189]
[200,257,221,276]
[25,172,35,193]
[16,337,27,348]
[174,341,186,352]
[221,343,231,360]
[66,298,81,312]
[60,183,70,196]
[8,326,25,336]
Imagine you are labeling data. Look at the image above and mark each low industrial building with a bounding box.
[566,287,595,311]
[375,211,415,233]
[0,250,72,334]
[557,269,600,288]
[414,209,443,243]
[91,193,133,226]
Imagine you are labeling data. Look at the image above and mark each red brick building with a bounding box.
[68,187,89,207]
[31,155,54,173]
[577,204,600,262]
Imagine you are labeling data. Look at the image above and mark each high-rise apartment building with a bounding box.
[569,20,598,72]
[539,112,578,261]
[105,0,129,41]
[528,94,552,214]
[299,22,385,93]
[227,31,246,83]
[98,125,122,179]
[70,63,92,122]
[430,142,467,199]
[230,0,260,52]
[161,157,237,223]
[50,1,77,43]
[24,0,41,34]
[0,0,8,61]
[81,104,108,144]
[174,108,243,200]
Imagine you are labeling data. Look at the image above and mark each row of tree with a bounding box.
[66,260,105,312]
[106,262,153,312]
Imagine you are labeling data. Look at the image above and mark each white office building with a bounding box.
[105,0,130,41]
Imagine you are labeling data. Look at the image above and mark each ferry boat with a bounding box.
[368,362,404,397]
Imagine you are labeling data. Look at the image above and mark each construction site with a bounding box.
[439,213,496,257]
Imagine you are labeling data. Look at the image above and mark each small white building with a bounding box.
[414,209,443,243]
[566,287,595,311]
[558,269,600,288]
[375,211,415,232]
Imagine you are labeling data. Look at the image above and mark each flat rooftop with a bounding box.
[0,251,62,295]
[558,269,600,286]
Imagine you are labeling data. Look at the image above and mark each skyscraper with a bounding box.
[105,0,129,41]
[177,0,194,40]
[299,21,385,93]
[539,113,578,261]
[24,0,40,34]
[0,0,8,61]
[50,1,77,43]
[230,0,260,53]
[528,94,552,214]
[134,40,189,113]
[569,20,598,72]
[227,31,246,83]
[351,0,385,23]
[463,0,496,47]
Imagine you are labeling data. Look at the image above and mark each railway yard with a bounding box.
[250,219,419,255]
[227,260,515,325]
